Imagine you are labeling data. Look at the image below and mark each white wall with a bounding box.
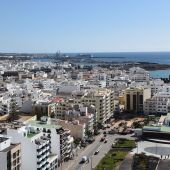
[51,129,61,159]
[0,138,10,151]
[7,129,37,170]
[0,152,7,170]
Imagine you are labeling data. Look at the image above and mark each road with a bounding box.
[67,133,133,170]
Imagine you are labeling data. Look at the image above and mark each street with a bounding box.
[66,133,133,170]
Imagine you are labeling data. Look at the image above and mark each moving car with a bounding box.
[104,139,108,143]
[94,150,100,155]
[100,137,105,142]
[80,156,89,164]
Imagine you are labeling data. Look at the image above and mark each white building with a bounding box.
[7,126,59,170]
[0,136,21,170]
[144,91,170,115]
[150,79,164,97]
[129,67,150,82]
[27,118,74,161]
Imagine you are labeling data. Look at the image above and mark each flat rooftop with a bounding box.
[17,115,35,122]
[28,120,61,129]
[1,143,20,152]
[27,132,39,138]
[0,136,9,143]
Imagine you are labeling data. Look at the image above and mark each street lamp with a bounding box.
[90,155,93,170]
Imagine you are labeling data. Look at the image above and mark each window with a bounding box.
[16,165,20,170]
[17,157,20,163]
[13,160,16,166]
[13,152,16,159]
[17,150,20,156]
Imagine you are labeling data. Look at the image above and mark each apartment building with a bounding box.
[1,98,10,115]
[144,92,170,115]
[125,87,151,113]
[0,136,21,170]
[129,67,150,82]
[7,126,58,170]
[80,89,114,123]
[28,118,74,161]
[32,99,54,119]
[150,79,164,97]
[55,101,70,119]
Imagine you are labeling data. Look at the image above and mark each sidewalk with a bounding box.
[117,154,133,170]
[57,133,103,170]
[157,160,170,170]
[56,147,84,170]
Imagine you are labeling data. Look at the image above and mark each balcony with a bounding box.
[61,143,67,149]
[66,148,71,153]
[42,148,46,153]
[42,154,46,159]
[37,151,43,155]
[42,142,46,147]
[37,163,43,168]
[37,156,42,162]
[36,145,43,150]
[40,159,46,166]
[46,163,50,168]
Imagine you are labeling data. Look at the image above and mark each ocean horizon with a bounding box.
[33,52,170,78]
[65,52,170,65]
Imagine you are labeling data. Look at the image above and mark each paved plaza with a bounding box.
[132,140,170,158]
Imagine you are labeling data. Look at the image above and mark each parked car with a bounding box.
[112,142,116,148]
[107,124,111,128]
[86,138,95,144]
[81,142,88,147]
[108,129,115,134]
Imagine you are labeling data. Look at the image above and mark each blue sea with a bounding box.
[34,52,170,78]
[68,52,170,78]
[67,52,170,64]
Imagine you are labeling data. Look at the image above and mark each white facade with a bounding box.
[7,126,58,170]
[129,67,150,82]
[144,92,170,114]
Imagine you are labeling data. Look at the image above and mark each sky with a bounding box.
[0,0,170,53]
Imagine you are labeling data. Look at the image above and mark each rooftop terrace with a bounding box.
[28,120,61,129]
[27,132,38,138]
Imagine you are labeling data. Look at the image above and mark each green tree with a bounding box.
[8,98,19,121]
[85,130,93,138]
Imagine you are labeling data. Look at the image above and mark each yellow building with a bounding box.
[81,88,114,123]
[124,87,151,113]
